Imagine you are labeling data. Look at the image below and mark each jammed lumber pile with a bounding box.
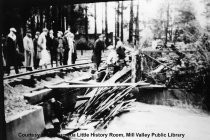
[50,66,149,130]
[71,83,141,129]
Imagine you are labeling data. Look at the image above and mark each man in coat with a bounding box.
[47,30,58,67]
[92,34,106,70]
[33,31,40,69]
[23,30,34,71]
[5,27,19,75]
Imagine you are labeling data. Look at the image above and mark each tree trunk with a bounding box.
[40,8,43,31]
[129,0,134,43]
[102,3,104,34]
[54,6,59,33]
[105,2,108,46]
[121,1,124,41]
[117,1,120,37]
[67,5,72,28]
[94,3,97,40]
[135,0,140,46]
[85,7,88,42]
[58,6,62,31]
[31,15,35,38]
[164,3,170,47]
[115,2,117,45]
[45,7,50,29]
[61,6,64,31]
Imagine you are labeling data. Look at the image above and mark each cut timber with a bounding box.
[79,67,132,99]
[24,89,52,104]
[67,80,98,85]
[139,84,166,89]
[76,95,91,100]
[105,67,131,83]
[150,65,165,74]
[46,81,150,89]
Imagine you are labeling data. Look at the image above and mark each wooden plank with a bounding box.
[67,80,98,85]
[139,84,166,89]
[76,96,91,100]
[45,81,150,89]
[105,67,131,83]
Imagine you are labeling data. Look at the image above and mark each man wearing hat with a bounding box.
[92,34,106,70]
[23,30,34,71]
[5,27,19,75]
[47,29,58,67]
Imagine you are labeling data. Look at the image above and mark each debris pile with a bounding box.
[74,85,136,129]
[4,83,36,120]
[142,42,210,90]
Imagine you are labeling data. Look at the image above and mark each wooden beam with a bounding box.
[105,67,131,83]
[45,81,150,89]
[67,80,98,85]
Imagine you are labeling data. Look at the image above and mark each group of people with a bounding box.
[2,27,127,76]
[91,34,126,74]
[2,27,77,75]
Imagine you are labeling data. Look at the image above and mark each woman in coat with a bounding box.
[65,31,77,65]
[38,28,50,69]
[23,31,34,71]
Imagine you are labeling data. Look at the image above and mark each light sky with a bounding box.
[86,0,207,37]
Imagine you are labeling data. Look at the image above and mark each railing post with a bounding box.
[131,48,142,83]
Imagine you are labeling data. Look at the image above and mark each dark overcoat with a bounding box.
[92,39,105,64]
[5,36,18,66]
